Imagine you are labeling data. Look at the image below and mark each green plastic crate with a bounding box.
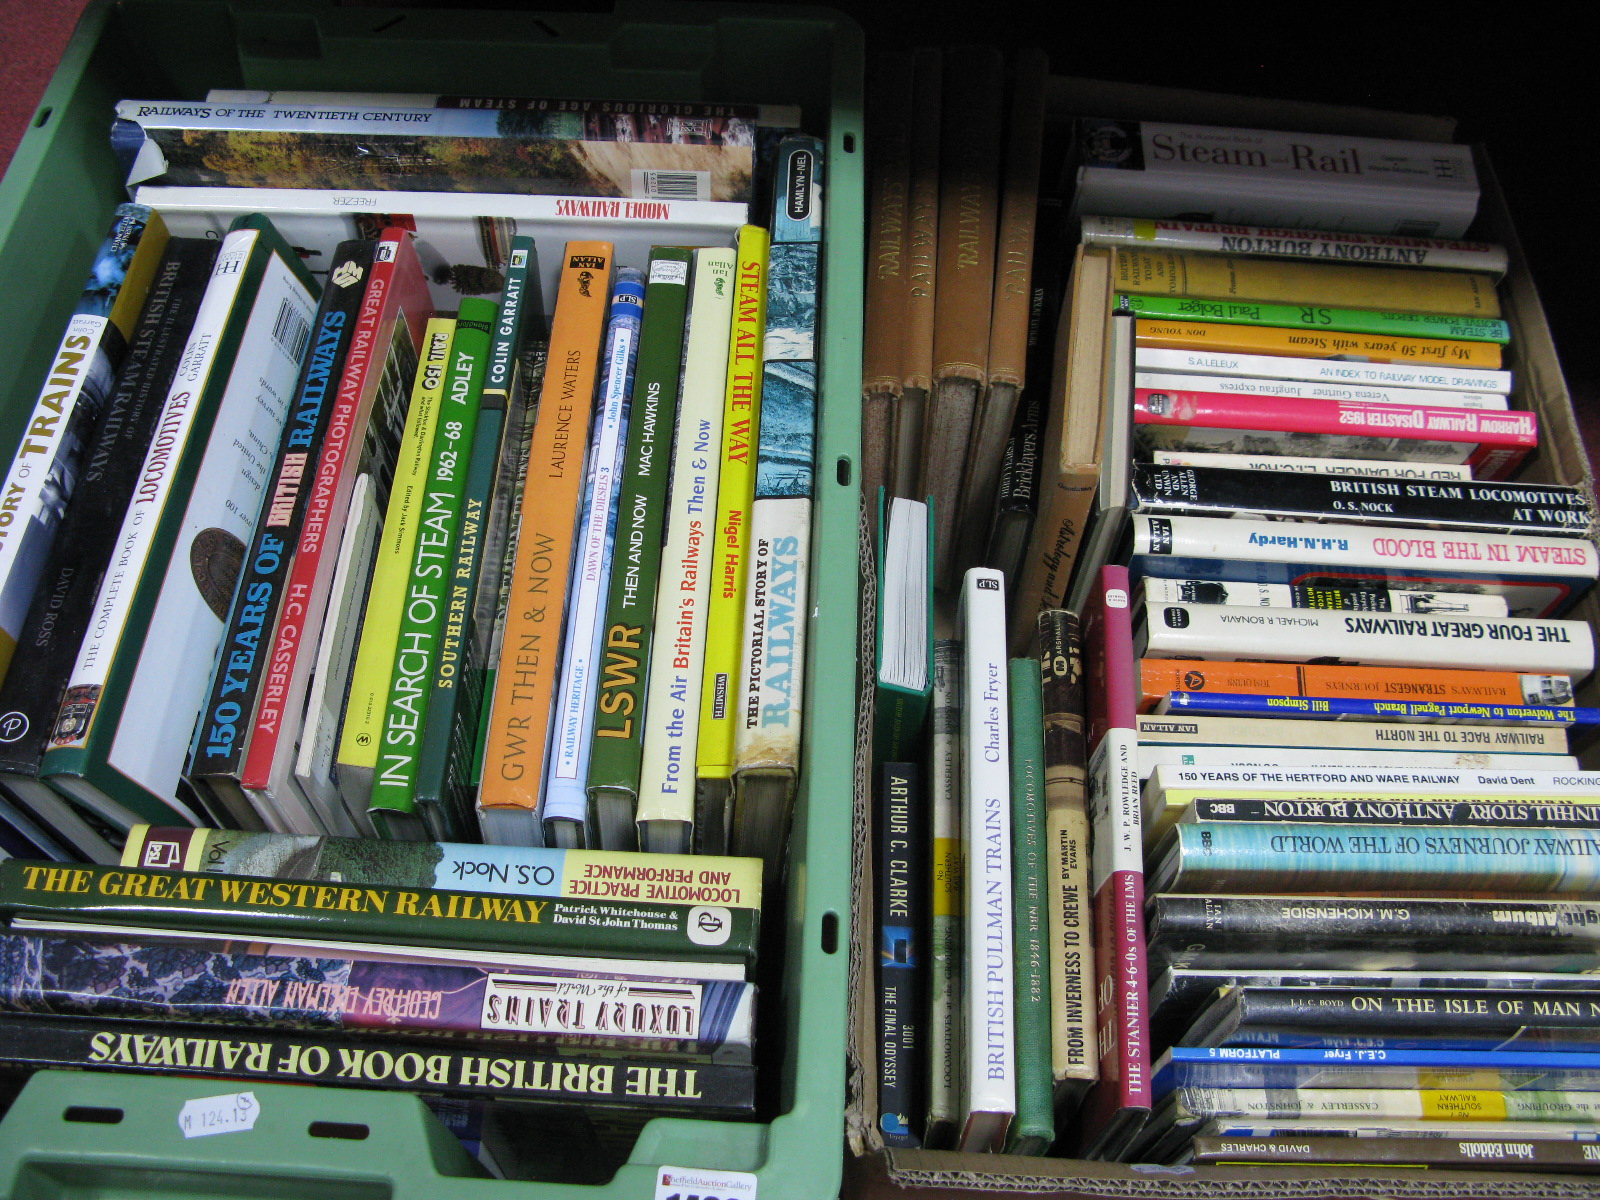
[0,2,864,1196]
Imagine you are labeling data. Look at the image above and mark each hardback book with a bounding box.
[986,369,1043,589]
[923,46,1003,587]
[892,47,942,502]
[1137,744,1578,780]
[139,184,743,314]
[728,136,826,877]
[1136,369,1505,411]
[1076,564,1151,1161]
[1140,576,1510,616]
[40,215,319,830]
[923,635,961,1148]
[1113,247,1498,316]
[477,240,614,846]
[1007,245,1113,653]
[184,237,376,835]
[0,793,71,861]
[1159,692,1598,730]
[1161,1085,1600,1126]
[1129,513,1599,620]
[238,227,433,822]
[335,316,455,812]
[1062,313,1136,618]
[860,52,914,518]
[0,859,759,966]
[695,227,769,855]
[0,924,754,1059]
[1005,656,1054,1156]
[1135,711,1571,754]
[367,297,496,839]
[952,48,1048,578]
[1133,317,1503,368]
[1080,214,1510,276]
[0,1011,756,1116]
[114,99,758,203]
[1154,1047,1600,1098]
[1035,609,1098,1113]
[955,566,1016,1153]
[0,203,169,686]
[1187,1134,1600,1173]
[876,759,925,1148]
[1138,659,1573,712]
[1135,390,1531,479]
[1067,120,1480,238]
[633,246,736,856]
[543,269,647,848]
[1135,600,1594,676]
[1115,293,1510,343]
[586,247,694,851]
[872,494,934,766]
[0,775,119,865]
[1135,345,1511,395]
[0,238,216,802]
[1156,1116,1600,1161]
[1150,449,1474,480]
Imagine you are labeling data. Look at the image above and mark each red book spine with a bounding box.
[1134,388,1537,445]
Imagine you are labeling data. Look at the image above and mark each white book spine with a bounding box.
[1141,599,1594,675]
[731,497,811,772]
[1135,371,1505,411]
[53,230,257,745]
[542,279,643,833]
[1177,1088,1600,1121]
[1135,713,1571,755]
[1150,450,1473,481]
[956,566,1015,1153]
[1137,745,1579,780]
[1139,577,1509,617]
[1152,763,1600,799]
[635,248,735,846]
[107,250,317,804]
[1135,348,1510,394]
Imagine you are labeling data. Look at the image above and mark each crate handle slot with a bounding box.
[836,456,852,487]
[309,1121,371,1141]
[821,909,840,953]
[62,1106,123,1125]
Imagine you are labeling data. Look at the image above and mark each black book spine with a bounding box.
[1190,796,1600,829]
[186,239,376,784]
[1131,461,1592,535]
[1190,1134,1600,1172]
[1225,984,1600,1035]
[0,238,219,777]
[0,1011,754,1113]
[876,759,925,1147]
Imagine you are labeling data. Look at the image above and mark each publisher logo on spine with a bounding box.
[1162,606,1191,629]
[1148,518,1174,554]
[786,150,815,221]
[686,905,732,947]
[569,255,607,270]
[0,711,26,742]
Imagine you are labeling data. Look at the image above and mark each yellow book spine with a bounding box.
[336,318,455,777]
[1134,318,1502,369]
[479,242,614,816]
[698,226,770,781]
[1115,248,1502,319]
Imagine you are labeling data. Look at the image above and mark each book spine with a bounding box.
[125,824,764,909]
[1139,658,1569,709]
[1174,1086,1600,1122]
[1219,986,1600,1038]
[0,861,759,964]
[368,298,495,833]
[956,566,1015,1152]
[1136,370,1505,411]
[336,319,456,799]
[1005,657,1054,1155]
[0,238,215,778]
[923,637,961,1147]
[1150,449,1475,479]
[1140,577,1510,616]
[0,1011,755,1114]
[1135,712,1572,753]
[1154,762,1600,798]
[1135,346,1511,395]
[876,760,925,1148]
[1134,317,1503,367]
[224,90,775,124]
[187,239,374,789]
[892,48,941,500]
[1036,610,1096,1104]
[1161,1058,1600,1096]
[0,204,167,682]
[1162,691,1596,726]
[1116,293,1510,343]
[542,270,647,842]
[696,228,769,795]
[1113,247,1498,317]
[1188,1135,1600,1172]
[633,247,735,850]
[1132,462,1586,536]
[1189,796,1600,830]
[1136,387,1530,444]
[478,241,613,837]
[1081,215,1509,276]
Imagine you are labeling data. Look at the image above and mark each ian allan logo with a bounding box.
[330,260,366,288]
[569,255,607,270]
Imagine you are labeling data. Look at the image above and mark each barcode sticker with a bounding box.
[272,298,312,362]
[655,1166,757,1200]
[178,1091,260,1138]
[632,169,710,202]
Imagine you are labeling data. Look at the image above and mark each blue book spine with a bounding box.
[1163,690,1600,726]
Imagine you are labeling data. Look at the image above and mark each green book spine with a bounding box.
[1112,292,1511,344]
[1005,656,1055,1156]
[585,248,694,822]
[0,859,758,965]
[368,297,495,838]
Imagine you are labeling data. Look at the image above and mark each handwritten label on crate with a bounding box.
[655,1165,757,1200]
[178,1091,260,1138]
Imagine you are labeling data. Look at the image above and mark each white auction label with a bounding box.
[654,1165,758,1200]
[178,1091,260,1138]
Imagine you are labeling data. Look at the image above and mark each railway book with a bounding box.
[1138,660,1572,710]
[1135,711,1571,753]
[1113,292,1510,342]
[1134,317,1503,368]
[1157,692,1599,726]
[1136,369,1506,412]
[1131,461,1591,536]
[1138,744,1578,780]
[923,637,961,1147]
[1135,345,1512,395]
[872,494,934,766]
[1153,1048,1600,1096]
[1187,1134,1600,1172]
[1180,796,1600,833]
[1141,576,1511,615]
[1150,450,1477,478]
[1164,1117,1600,1156]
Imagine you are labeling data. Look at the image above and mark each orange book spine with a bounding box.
[1133,318,1502,369]
[478,241,613,814]
[1138,657,1572,712]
